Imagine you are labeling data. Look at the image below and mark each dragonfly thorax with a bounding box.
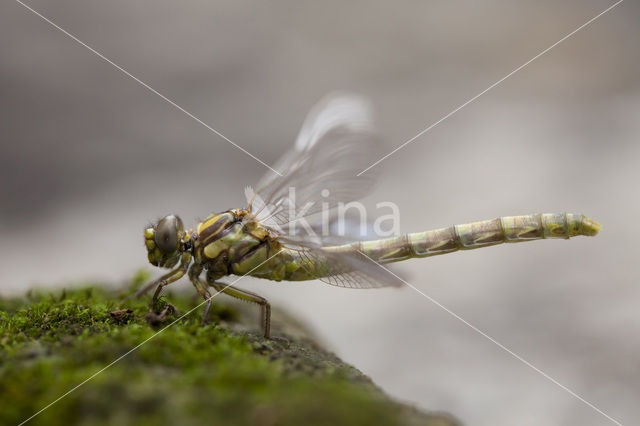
[192,209,280,275]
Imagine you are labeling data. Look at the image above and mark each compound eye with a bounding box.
[155,215,179,253]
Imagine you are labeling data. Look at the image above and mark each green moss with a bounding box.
[0,272,458,426]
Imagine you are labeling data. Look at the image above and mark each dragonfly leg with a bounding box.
[188,264,214,323]
[139,268,186,324]
[122,268,179,302]
[147,253,192,309]
[208,282,272,339]
[124,252,192,303]
[150,268,186,307]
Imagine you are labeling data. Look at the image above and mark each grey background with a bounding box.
[1,1,638,425]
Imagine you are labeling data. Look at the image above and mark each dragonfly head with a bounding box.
[144,214,188,268]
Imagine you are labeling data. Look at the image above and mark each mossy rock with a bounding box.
[0,271,459,426]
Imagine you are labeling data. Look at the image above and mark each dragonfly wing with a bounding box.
[246,93,404,290]
[247,92,383,228]
[281,237,404,289]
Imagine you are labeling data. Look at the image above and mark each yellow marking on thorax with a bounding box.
[202,222,245,260]
[203,239,226,259]
[196,212,233,235]
[196,213,226,235]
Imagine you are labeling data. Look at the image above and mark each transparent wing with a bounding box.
[246,92,383,233]
[245,93,404,289]
[280,237,403,289]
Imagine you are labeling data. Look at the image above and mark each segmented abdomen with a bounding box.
[350,213,600,264]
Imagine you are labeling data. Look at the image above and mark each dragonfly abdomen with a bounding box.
[355,213,600,264]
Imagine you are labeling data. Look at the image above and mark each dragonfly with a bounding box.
[132,94,600,339]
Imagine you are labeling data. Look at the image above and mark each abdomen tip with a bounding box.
[582,216,601,236]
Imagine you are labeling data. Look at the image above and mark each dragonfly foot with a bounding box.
[201,299,213,325]
[145,303,178,326]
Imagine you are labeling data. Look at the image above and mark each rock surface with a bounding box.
[0,272,459,426]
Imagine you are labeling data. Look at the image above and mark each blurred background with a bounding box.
[1,1,638,424]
